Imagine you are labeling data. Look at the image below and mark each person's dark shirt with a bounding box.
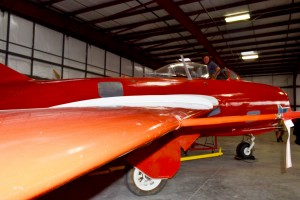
[207,61,218,76]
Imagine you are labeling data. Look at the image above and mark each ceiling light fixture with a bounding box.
[225,12,250,23]
[241,51,258,60]
[241,51,256,56]
[242,55,259,60]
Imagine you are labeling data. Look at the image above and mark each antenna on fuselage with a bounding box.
[180,55,192,80]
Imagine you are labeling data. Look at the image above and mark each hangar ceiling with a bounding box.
[0,0,299,77]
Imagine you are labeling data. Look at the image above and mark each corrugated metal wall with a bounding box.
[0,11,152,79]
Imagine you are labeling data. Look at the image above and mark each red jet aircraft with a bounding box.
[0,61,299,199]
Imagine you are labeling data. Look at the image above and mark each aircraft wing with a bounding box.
[1,94,300,199]
[0,95,215,199]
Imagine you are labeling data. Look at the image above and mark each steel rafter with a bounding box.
[0,0,159,68]
[154,0,227,68]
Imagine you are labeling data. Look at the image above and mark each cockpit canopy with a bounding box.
[146,62,240,80]
[148,62,210,79]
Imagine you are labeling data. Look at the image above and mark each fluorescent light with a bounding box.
[178,58,191,62]
[241,51,256,56]
[225,13,250,23]
[242,55,258,60]
[241,51,258,60]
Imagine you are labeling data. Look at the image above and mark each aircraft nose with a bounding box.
[277,87,291,109]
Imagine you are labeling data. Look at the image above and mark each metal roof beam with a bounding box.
[0,0,158,68]
[118,4,300,41]
[133,18,300,47]
[151,36,300,57]
[86,1,155,25]
[229,58,299,67]
[157,43,300,63]
[134,19,300,46]
[148,28,300,52]
[67,0,133,16]
[41,0,64,6]
[86,0,200,25]
[154,0,227,68]
[205,48,300,63]
[106,0,267,32]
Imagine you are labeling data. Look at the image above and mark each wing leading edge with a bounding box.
[0,95,215,200]
[2,94,300,199]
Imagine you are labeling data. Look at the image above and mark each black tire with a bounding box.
[236,142,252,159]
[126,167,168,196]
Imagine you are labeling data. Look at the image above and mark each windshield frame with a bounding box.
[147,62,210,79]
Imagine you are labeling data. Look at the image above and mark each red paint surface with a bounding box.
[0,63,294,199]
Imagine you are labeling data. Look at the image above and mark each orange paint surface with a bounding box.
[181,114,278,127]
[1,107,296,199]
[0,107,200,199]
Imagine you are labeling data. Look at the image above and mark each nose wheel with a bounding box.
[235,134,256,160]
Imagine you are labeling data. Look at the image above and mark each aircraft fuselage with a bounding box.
[0,77,290,116]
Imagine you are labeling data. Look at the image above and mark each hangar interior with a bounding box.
[0,0,300,200]
[0,0,300,109]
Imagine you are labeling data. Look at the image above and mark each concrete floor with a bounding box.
[39,132,300,200]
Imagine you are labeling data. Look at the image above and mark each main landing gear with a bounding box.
[126,167,168,196]
[235,134,256,160]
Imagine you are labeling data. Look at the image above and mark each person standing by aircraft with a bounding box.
[203,55,220,79]
[275,120,284,142]
[293,118,300,145]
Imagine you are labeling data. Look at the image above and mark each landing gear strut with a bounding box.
[235,134,256,160]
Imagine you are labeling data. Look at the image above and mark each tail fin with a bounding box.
[0,63,32,83]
